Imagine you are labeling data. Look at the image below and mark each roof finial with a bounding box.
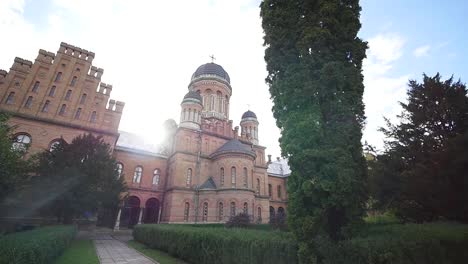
[209,54,216,63]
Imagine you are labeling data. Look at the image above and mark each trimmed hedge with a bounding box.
[0,225,77,264]
[133,224,298,264]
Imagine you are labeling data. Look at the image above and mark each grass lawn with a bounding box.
[128,240,189,264]
[54,239,99,264]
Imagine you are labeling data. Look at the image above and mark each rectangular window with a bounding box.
[59,104,66,116]
[24,96,33,108]
[49,86,56,97]
[54,72,62,82]
[74,108,82,119]
[31,81,40,93]
[5,92,15,104]
[65,90,72,101]
[42,100,50,112]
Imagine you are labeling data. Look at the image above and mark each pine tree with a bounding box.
[260,0,368,261]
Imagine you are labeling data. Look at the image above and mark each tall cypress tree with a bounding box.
[260,0,368,260]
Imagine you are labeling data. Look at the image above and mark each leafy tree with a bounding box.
[0,113,30,204]
[375,74,468,222]
[33,133,127,224]
[260,0,368,260]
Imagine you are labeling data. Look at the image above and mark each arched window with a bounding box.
[184,202,190,222]
[74,108,82,119]
[186,168,192,186]
[90,111,97,123]
[152,169,160,185]
[243,167,248,188]
[231,166,236,186]
[12,134,31,151]
[202,202,208,222]
[268,184,272,197]
[65,90,72,101]
[55,72,62,82]
[243,202,248,215]
[277,185,282,199]
[230,202,236,217]
[5,92,15,104]
[59,104,67,116]
[133,166,143,183]
[49,139,63,152]
[220,167,225,186]
[70,76,77,87]
[80,94,87,104]
[257,207,262,222]
[31,81,40,93]
[49,86,56,97]
[24,96,33,108]
[218,202,224,221]
[41,100,50,112]
[256,178,260,194]
[116,163,123,178]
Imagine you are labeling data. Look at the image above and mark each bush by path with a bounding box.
[0,225,77,264]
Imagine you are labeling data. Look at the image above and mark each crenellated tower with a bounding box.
[240,110,259,145]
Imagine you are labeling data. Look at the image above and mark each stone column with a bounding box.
[113,208,122,231]
[137,207,144,225]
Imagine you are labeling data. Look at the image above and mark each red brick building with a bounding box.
[0,43,289,227]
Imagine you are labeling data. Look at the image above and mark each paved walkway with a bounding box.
[79,229,158,264]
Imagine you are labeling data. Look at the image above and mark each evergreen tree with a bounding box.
[376,74,468,222]
[260,0,368,261]
[34,134,127,224]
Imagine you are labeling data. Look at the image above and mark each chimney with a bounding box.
[268,154,272,163]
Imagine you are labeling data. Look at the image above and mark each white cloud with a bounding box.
[363,33,410,151]
[413,45,430,57]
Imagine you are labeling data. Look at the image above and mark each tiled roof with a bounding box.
[267,158,291,177]
[183,90,202,101]
[200,177,217,189]
[241,110,257,119]
[210,139,256,159]
[116,131,165,156]
[191,62,230,83]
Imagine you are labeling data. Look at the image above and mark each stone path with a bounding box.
[94,234,157,264]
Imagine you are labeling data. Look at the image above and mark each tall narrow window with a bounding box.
[133,166,142,183]
[70,76,77,87]
[12,134,31,151]
[49,86,56,97]
[42,100,50,112]
[5,92,15,104]
[90,111,97,123]
[257,207,262,222]
[153,169,160,185]
[80,93,87,104]
[74,108,82,119]
[243,167,248,188]
[202,202,208,222]
[59,104,66,116]
[218,202,224,221]
[268,184,272,197]
[231,167,236,186]
[220,167,225,186]
[55,72,62,82]
[256,178,260,194]
[186,168,192,186]
[65,90,72,100]
[116,163,123,179]
[243,202,248,215]
[184,202,190,222]
[31,81,40,93]
[230,202,236,217]
[278,185,282,199]
[24,96,33,108]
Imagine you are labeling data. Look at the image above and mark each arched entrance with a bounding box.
[144,198,160,223]
[277,207,286,225]
[121,196,140,228]
[269,206,275,223]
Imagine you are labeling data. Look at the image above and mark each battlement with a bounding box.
[98,82,113,95]
[88,66,104,79]
[58,42,95,62]
[0,69,6,78]
[115,101,125,113]
[11,57,33,73]
[36,49,56,64]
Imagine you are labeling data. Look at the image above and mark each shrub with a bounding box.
[225,213,251,228]
[0,225,77,264]
[133,224,298,264]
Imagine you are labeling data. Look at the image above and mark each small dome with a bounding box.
[191,62,230,83]
[183,90,202,101]
[241,110,257,119]
[210,139,256,159]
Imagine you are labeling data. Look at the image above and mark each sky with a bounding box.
[1,0,467,157]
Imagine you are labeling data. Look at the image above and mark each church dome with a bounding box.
[191,62,230,83]
[183,90,202,101]
[241,110,257,119]
[210,139,256,159]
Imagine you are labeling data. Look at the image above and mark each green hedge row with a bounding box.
[133,224,298,264]
[314,222,468,264]
[0,225,77,264]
